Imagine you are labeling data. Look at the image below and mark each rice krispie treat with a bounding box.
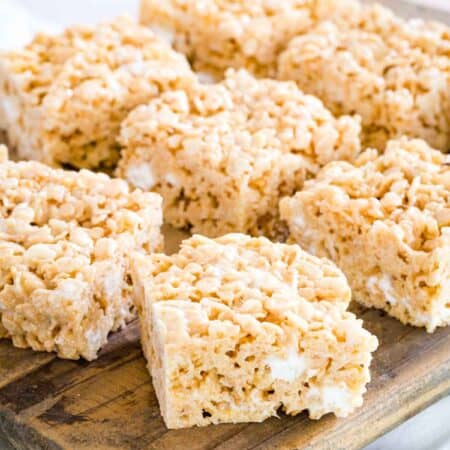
[0,146,163,360]
[278,5,450,151]
[280,138,450,332]
[132,234,378,428]
[0,16,194,170]
[139,0,361,78]
[117,69,361,238]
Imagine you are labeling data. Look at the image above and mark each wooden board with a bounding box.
[1,227,450,450]
[0,303,449,450]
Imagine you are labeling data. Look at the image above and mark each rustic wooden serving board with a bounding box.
[0,305,449,450]
[1,226,449,450]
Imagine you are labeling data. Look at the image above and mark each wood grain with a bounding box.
[0,305,449,450]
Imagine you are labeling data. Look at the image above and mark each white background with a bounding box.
[0,0,449,449]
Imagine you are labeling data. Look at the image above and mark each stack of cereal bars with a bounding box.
[0,0,448,430]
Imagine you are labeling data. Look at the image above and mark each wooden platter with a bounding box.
[0,304,449,450]
[1,227,449,450]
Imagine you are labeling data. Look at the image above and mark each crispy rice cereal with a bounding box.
[139,0,361,78]
[280,138,450,332]
[131,234,378,428]
[0,16,194,170]
[0,146,163,360]
[278,4,450,151]
[117,69,361,238]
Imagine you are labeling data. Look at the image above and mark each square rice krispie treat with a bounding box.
[0,146,163,360]
[132,234,377,428]
[280,138,450,332]
[139,0,361,78]
[0,16,194,170]
[117,69,361,238]
[131,234,378,428]
[278,4,450,151]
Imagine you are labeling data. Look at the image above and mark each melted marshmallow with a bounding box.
[265,348,307,382]
[126,163,156,190]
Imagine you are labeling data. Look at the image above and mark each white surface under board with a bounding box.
[407,0,450,13]
[0,0,448,449]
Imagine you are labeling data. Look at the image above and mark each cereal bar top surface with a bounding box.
[355,3,449,58]
[282,15,449,82]
[120,69,361,172]
[297,138,450,252]
[139,233,352,323]
[0,146,163,253]
[281,3,449,63]
[140,0,361,76]
[1,16,192,109]
[146,0,355,20]
[280,2,450,91]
